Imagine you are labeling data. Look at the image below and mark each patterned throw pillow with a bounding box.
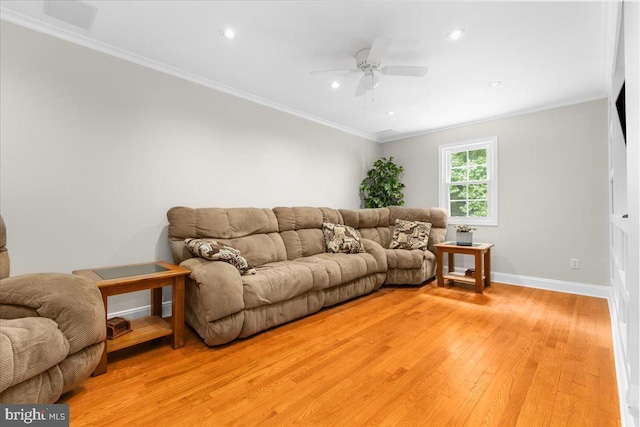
[389,219,432,251]
[322,222,366,254]
[185,238,256,275]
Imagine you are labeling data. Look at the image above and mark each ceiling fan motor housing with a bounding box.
[356,48,380,71]
[310,37,426,97]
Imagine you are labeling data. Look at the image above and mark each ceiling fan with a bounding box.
[311,36,428,97]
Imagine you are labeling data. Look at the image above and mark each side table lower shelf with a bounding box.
[107,316,173,353]
[442,272,487,286]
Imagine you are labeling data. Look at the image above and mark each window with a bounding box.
[439,137,498,226]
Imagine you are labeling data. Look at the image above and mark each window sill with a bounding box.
[447,217,498,227]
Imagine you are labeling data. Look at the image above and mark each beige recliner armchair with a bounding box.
[0,215,106,403]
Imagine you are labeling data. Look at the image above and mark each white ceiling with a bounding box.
[0,1,609,142]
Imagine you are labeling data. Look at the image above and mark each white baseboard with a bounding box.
[489,271,611,299]
[447,267,611,299]
[107,300,172,320]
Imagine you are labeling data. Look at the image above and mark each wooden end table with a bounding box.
[73,261,190,375]
[434,242,494,294]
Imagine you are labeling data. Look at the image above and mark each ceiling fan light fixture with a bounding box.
[361,73,380,90]
[446,29,465,41]
[222,29,236,40]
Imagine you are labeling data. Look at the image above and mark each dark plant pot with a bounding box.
[456,231,473,246]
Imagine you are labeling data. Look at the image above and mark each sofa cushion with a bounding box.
[273,207,343,260]
[180,207,279,239]
[322,223,365,254]
[279,230,325,261]
[223,234,287,268]
[167,207,286,266]
[242,263,315,309]
[0,317,69,393]
[245,251,378,301]
[340,208,389,229]
[274,207,324,231]
[339,208,391,247]
[295,253,377,288]
[385,248,435,269]
[389,219,432,251]
[185,238,256,275]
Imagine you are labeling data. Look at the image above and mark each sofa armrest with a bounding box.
[180,258,245,322]
[362,238,388,273]
[0,273,106,354]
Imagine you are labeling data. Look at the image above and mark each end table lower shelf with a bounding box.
[441,271,487,286]
[106,316,173,353]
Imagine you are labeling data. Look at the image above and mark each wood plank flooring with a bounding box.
[61,282,620,426]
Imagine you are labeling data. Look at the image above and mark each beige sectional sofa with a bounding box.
[167,206,447,346]
[339,206,448,285]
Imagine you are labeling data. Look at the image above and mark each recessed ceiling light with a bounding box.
[446,29,465,41]
[331,81,340,89]
[386,111,395,116]
[222,29,236,40]
[488,80,503,88]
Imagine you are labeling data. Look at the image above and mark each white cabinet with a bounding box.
[608,2,639,426]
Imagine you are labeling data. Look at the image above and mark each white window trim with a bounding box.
[438,137,498,226]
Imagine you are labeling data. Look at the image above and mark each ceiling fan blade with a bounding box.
[380,66,429,77]
[354,78,367,97]
[310,69,359,75]
[366,36,391,64]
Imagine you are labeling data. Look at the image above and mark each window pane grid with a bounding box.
[446,179,489,185]
[446,148,489,218]
[440,138,497,225]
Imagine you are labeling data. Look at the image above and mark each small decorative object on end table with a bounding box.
[434,241,494,294]
[106,316,131,339]
[73,261,190,376]
[455,224,476,246]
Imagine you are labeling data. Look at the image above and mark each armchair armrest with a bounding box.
[362,238,388,273]
[0,273,106,354]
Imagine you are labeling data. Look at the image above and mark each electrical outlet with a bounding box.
[570,258,580,270]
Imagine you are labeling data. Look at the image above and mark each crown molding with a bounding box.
[379,93,608,143]
[0,8,381,143]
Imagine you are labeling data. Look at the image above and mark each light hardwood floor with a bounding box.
[61,282,621,426]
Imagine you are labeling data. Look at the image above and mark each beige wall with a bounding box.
[0,22,379,312]
[0,20,611,301]
[382,99,610,286]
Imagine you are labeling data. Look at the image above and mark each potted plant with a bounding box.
[455,224,476,246]
[359,157,405,208]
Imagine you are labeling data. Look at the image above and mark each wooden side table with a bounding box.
[73,261,190,375]
[434,242,494,294]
